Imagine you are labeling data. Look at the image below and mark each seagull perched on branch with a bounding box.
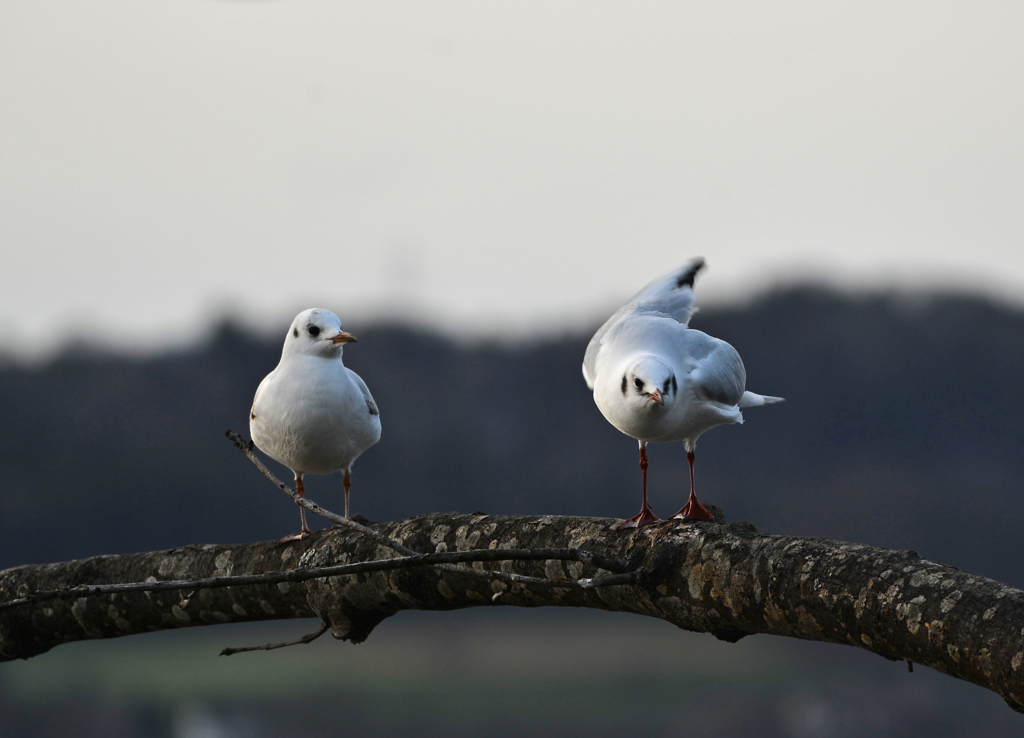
[250,309,381,541]
[583,258,782,529]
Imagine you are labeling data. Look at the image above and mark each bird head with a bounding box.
[283,308,357,358]
[621,356,677,411]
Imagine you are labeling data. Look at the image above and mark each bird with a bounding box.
[582,258,782,530]
[250,308,382,541]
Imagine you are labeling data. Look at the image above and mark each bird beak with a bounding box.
[647,389,663,404]
[331,331,358,344]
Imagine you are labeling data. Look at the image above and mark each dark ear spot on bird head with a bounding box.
[671,375,677,394]
[293,328,299,338]
[621,375,627,395]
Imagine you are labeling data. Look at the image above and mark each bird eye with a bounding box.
[633,378,643,389]
[663,379,670,394]
[308,325,320,337]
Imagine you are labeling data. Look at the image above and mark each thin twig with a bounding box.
[220,622,330,657]
[577,571,639,589]
[226,430,410,555]
[225,430,634,591]
[0,548,639,612]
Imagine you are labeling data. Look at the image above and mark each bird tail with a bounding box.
[738,391,784,408]
[628,258,706,324]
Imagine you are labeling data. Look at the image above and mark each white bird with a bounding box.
[250,309,382,541]
[583,258,782,529]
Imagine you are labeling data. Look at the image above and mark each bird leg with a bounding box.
[671,450,714,522]
[328,469,354,532]
[618,444,661,530]
[280,476,317,543]
[343,469,352,520]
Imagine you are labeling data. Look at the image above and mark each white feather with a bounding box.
[583,260,782,446]
[250,309,381,479]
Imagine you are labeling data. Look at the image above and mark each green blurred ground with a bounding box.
[2,607,1020,737]
[4,609,782,705]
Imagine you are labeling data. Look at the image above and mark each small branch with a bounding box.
[225,430,630,591]
[577,571,639,588]
[220,622,329,657]
[0,547,637,613]
[226,430,411,554]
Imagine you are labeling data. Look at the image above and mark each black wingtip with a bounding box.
[676,257,706,288]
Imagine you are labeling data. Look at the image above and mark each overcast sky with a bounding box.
[2,1,1022,358]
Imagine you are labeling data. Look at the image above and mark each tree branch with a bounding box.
[2,512,1023,713]
[0,547,637,613]
[220,622,329,657]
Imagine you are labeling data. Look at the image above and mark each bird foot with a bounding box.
[670,498,715,522]
[617,506,661,530]
[278,529,318,543]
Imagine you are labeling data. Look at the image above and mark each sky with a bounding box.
[2,1,1023,358]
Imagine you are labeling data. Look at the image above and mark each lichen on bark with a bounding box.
[2,512,1023,713]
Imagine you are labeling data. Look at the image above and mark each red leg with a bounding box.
[618,444,661,530]
[329,469,355,531]
[343,468,352,520]
[280,475,317,542]
[671,450,714,522]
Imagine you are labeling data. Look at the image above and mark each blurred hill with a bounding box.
[1,287,1022,589]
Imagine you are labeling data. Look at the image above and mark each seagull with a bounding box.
[250,309,382,541]
[583,258,782,530]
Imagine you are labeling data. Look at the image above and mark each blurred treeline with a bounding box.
[1,288,1021,588]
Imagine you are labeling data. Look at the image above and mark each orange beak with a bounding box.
[331,331,358,344]
[647,389,663,404]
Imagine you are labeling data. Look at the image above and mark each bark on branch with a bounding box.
[2,512,1023,714]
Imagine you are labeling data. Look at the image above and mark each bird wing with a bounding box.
[250,369,277,418]
[583,305,629,389]
[583,258,706,390]
[685,334,747,406]
[347,369,379,417]
[627,258,705,324]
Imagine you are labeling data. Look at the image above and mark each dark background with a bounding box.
[2,287,1023,737]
